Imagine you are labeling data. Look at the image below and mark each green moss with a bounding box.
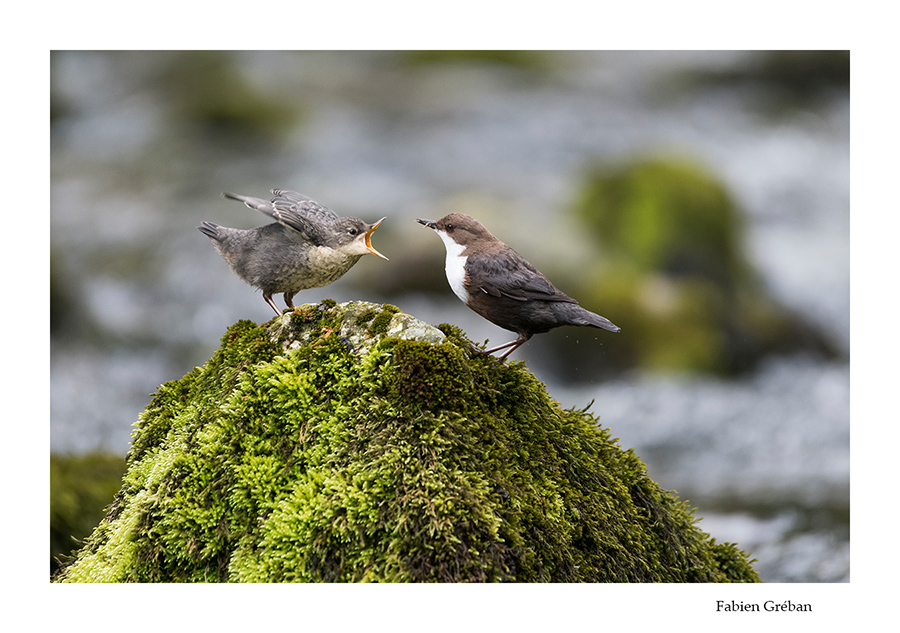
[289,306,318,326]
[354,308,379,326]
[56,302,759,583]
[368,304,401,335]
[50,453,127,576]
[352,303,402,335]
[128,319,277,463]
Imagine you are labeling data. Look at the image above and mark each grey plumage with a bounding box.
[200,189,387,315]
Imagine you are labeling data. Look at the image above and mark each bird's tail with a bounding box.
[553,302,621,333]
[198,221,222,241]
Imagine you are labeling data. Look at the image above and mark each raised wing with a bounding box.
[269,189,340,245]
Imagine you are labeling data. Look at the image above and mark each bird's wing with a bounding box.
[269,189,340,245]
[467,247,577,303]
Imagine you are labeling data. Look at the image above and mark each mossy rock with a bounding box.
[55,300,759,583]
[563,156,838,377]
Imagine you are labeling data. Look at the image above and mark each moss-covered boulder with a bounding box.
[55,300,759,583]
[563,155,838,377]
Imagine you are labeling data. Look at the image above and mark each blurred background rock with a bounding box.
[50,50,849,581]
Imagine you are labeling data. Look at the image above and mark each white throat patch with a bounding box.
[436,230,469,304]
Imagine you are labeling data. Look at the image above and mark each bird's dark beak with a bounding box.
[365,217,389,260]
[416,218,437,230]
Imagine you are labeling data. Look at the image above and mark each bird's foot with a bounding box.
[467,342,490,355]
[465,341,520,364]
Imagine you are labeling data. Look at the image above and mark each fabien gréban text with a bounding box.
[717,600,812,612]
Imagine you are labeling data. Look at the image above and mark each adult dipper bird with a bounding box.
[417,213,619,360]
[199,189,388,315]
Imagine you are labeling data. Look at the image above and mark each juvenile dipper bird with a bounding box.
[417,213,619,360]
[199,189,388,315]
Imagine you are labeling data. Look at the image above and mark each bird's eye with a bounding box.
[446,223,454,231]
[348,228,358,236]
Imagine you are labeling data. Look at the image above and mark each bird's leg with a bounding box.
[283,292,295,309]
[496,333,532,361]
[263,293,281,316]
[478,340,518,354]
[478,332,532,361]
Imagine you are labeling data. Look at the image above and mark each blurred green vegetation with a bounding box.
[50,452,126,576]
[559,155,838,377]
[576,157,748,289]
[160,51,302,140]
[400,50,557,74]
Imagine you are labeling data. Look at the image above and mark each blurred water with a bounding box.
[50,51,849,582]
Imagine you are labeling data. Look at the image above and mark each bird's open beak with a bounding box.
[416,218,437,230]
[365,217,389,260]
